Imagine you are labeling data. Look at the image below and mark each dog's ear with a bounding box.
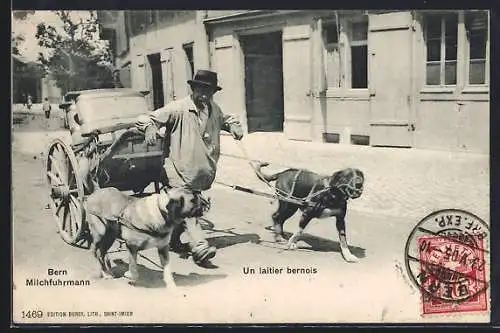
[330,169,350,187]
[167,194,185,218]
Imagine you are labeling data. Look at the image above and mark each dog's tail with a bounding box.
[253,162,281,182]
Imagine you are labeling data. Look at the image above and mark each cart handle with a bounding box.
[97,127,148,163]
[81,122,140,138]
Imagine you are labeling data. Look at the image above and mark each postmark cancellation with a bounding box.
[405,209,490,316]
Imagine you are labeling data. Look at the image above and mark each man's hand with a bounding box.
[229,122,244,141]
[144,125,158,146]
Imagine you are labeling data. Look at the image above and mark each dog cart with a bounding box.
[44,89,164,249]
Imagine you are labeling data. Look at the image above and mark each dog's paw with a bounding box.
[341,252,359,263]
[287,242,298,250]
[123,270,138,282]
[265,225,275,232]
[274,235,287,244]
[101,271,114,279]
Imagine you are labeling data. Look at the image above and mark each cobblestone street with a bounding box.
[217,133,489,221]
[12,114,490,324]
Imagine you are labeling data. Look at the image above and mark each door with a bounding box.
[147,53,165,110]
[282,25,313,141]
[369,13,414,147]
[132,53,147,93]
[241,32,284,132]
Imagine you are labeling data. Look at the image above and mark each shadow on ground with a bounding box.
[297,233,366,258]
[202,218,365,257]
[200,217,262,250]
[109,259,227,288]
[263,226,366,257]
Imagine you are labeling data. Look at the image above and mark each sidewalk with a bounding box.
[11,124,490,222]
[13,103,62,115]
[216,132,489,221]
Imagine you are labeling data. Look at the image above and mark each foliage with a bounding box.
[11,10,35,56]
[11,35,24,56]
[12,10,44,102]
[35,10,114,93]
[12,57,46,103]
[12,10,36,20]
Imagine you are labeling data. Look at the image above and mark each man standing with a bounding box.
[42,97,52,119]
[136,69,244,267]
[26,94,33,111]
[112,69,124,88]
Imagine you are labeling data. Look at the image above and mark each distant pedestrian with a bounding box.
[43,97,52,119]
[112,70,124,88]
[21,93,27,109]
[26,94,33,111]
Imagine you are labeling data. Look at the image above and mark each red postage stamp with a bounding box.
[405,209,490,316]
[417,235,487,314]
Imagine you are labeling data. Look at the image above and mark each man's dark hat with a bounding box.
[188,70,222,91]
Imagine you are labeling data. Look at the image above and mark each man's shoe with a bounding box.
[191,242,216,267]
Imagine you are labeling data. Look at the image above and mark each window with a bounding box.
[101,28,117,64]
[425,13,458,86]
[324,22,341,88]
[423,11,489,89]
[128,11,149,35]
[351,21,368,89]
[466,11,488,85]
[323,16,368,89]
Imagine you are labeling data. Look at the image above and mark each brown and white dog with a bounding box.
[85,187,209,288]
[255,163,364,263]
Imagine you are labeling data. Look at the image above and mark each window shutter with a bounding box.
[132,53,147,92]
[160,48,175,101]
[160,48,171,63]
[120,65,131,88]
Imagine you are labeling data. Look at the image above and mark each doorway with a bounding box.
[241,31,284,133]
[147,53,165,109]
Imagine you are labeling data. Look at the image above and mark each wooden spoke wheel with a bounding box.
[45,138,89,249]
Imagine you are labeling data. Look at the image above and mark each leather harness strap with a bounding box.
[235,140,333,207]
[116,194,171,238]
[286,170,302,200]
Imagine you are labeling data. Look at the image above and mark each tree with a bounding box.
[35,10,114,93]
[11,34,24,56]
[12,10,36,20]
[12,11,44,103]
[11,10,35,56]
[12,57,46,103]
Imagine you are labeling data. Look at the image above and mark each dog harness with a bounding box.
[236,141,359,206]
[336,170,364,199]
[117,194,172,237]
[285,170,303,200]
[279,169,336,206]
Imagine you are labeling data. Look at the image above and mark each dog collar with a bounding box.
[142,194,167,226]
[156,192,171,220]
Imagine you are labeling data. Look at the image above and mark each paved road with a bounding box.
[11,115,489,324]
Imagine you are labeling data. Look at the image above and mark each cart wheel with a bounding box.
[45,138,89,248]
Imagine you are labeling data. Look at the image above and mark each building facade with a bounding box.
[99,10,489,154]
[12,54,62,104]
